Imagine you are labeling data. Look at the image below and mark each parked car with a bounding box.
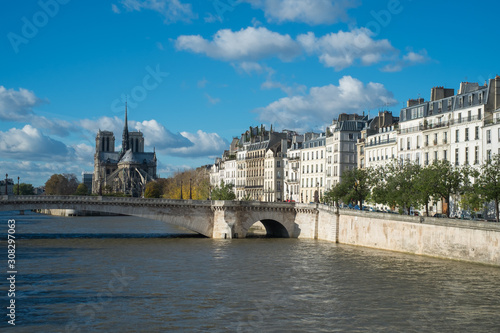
[433,213,447,218]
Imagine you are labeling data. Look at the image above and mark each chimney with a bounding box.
[407,98,424,107]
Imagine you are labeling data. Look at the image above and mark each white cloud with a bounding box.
[0,86,43,121]
[119,0,196,23]
[382,49,432,72]
[197,77,208,88]
[297,28,395,71]
[175,27,301,62]
[132,119,192,149]
[166,130,228,158]
[243,0,360,25]
[80,116,124,136]
[255,76,397,131]
[0,125,70,160]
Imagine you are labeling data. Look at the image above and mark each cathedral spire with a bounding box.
[122,101,130,152]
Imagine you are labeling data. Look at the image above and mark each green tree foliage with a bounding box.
[428,160,463,217]
[477,154,500,222]
[338,168,371,209]
[45,174,79,195]
[372,160,421,214]
[458,165,483,217]
[415,165,435,216]
[144,181,163,198]
[13,183,34,195]
[211,180,236,200]
[75,183,89,196]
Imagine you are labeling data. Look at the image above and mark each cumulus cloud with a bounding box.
[255,76,397,131]
[243,0,360,25]
[175,27,301,62]
[166,130,228,158]
[297,28,395,71]
[0,86,44,122]
[118,0,196,23]
[132,119,193,149]
[382,49,432,72]
[0,125,70,161]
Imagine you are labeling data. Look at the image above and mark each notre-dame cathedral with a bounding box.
[92,106,157,196]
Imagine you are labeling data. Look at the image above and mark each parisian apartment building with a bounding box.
[209,76,500,211]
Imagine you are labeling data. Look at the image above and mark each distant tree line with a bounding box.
[144,168,211,200]
[324,154,500,222]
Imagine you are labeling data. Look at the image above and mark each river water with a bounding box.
[1,210,500,332]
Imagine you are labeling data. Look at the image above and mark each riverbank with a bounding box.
[320,208,500,267]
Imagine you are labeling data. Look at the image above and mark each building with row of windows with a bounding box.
[210,77,500,210]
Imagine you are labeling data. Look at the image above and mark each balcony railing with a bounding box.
[365,138,396,147]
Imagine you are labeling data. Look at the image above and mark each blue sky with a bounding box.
[1,0,499,186]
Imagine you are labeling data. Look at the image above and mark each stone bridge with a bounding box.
[0,195,338,240]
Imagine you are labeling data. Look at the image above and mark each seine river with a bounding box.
[1,210,500,332]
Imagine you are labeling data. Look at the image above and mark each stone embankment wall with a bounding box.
[324,209,500,266]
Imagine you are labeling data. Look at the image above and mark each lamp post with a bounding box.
[17,177,20,195]
[189,178,192,200]
[5,174,8,195]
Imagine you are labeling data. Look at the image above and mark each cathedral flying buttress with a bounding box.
[92,105,157,197]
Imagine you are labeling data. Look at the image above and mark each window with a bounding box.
[469,95,473,106]
[475,126,480,140]
[487,149,492,161]
[434,133,438,145]
[277,161,281,168]
[458,113,462,123]
[349,133,354,140]
[475,146,479,165]
[465,128,469,141]
[444,132,448,144]
[455,148,459,165]
[455,129,459,143]
[425,152,429,166]
[478,108,482,120]
[465,147,469,165]
[487,130,491,144]
[448,99,453,111]
[468,110,472,122]
[425,135,429,146]
[479,93,483,104]
[438,101,442,112]
[434,151,438,161]
[443,150,447,161]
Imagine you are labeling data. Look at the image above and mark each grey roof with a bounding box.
[99,152,120,164]
[118,150,156,164]
[334,120,365,132]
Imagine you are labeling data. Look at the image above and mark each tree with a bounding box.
[415,165,435,216]
[45,174,79,195]
[428,160,463,217]
[337,168,371,209]
[375,160,421,215]
[144,181,163,198]
[13,183,34,195]
[458,165,483,218]
[211,180,236,200]
[477,154,500,222]
[75,183,89,196]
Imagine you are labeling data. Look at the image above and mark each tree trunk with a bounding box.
[496,198,499,223]
[445,196,450,217]
[425,202,429,217]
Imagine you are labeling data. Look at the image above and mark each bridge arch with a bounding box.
[246,219,289,238]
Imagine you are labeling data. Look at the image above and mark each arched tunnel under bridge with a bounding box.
[246,219,290,238]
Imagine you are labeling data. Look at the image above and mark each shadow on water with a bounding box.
[16,233,206,239]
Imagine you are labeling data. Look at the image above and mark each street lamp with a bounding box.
[5,173,8,195]
[17,177,20,195]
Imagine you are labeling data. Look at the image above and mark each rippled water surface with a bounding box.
[1,211,500,332]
